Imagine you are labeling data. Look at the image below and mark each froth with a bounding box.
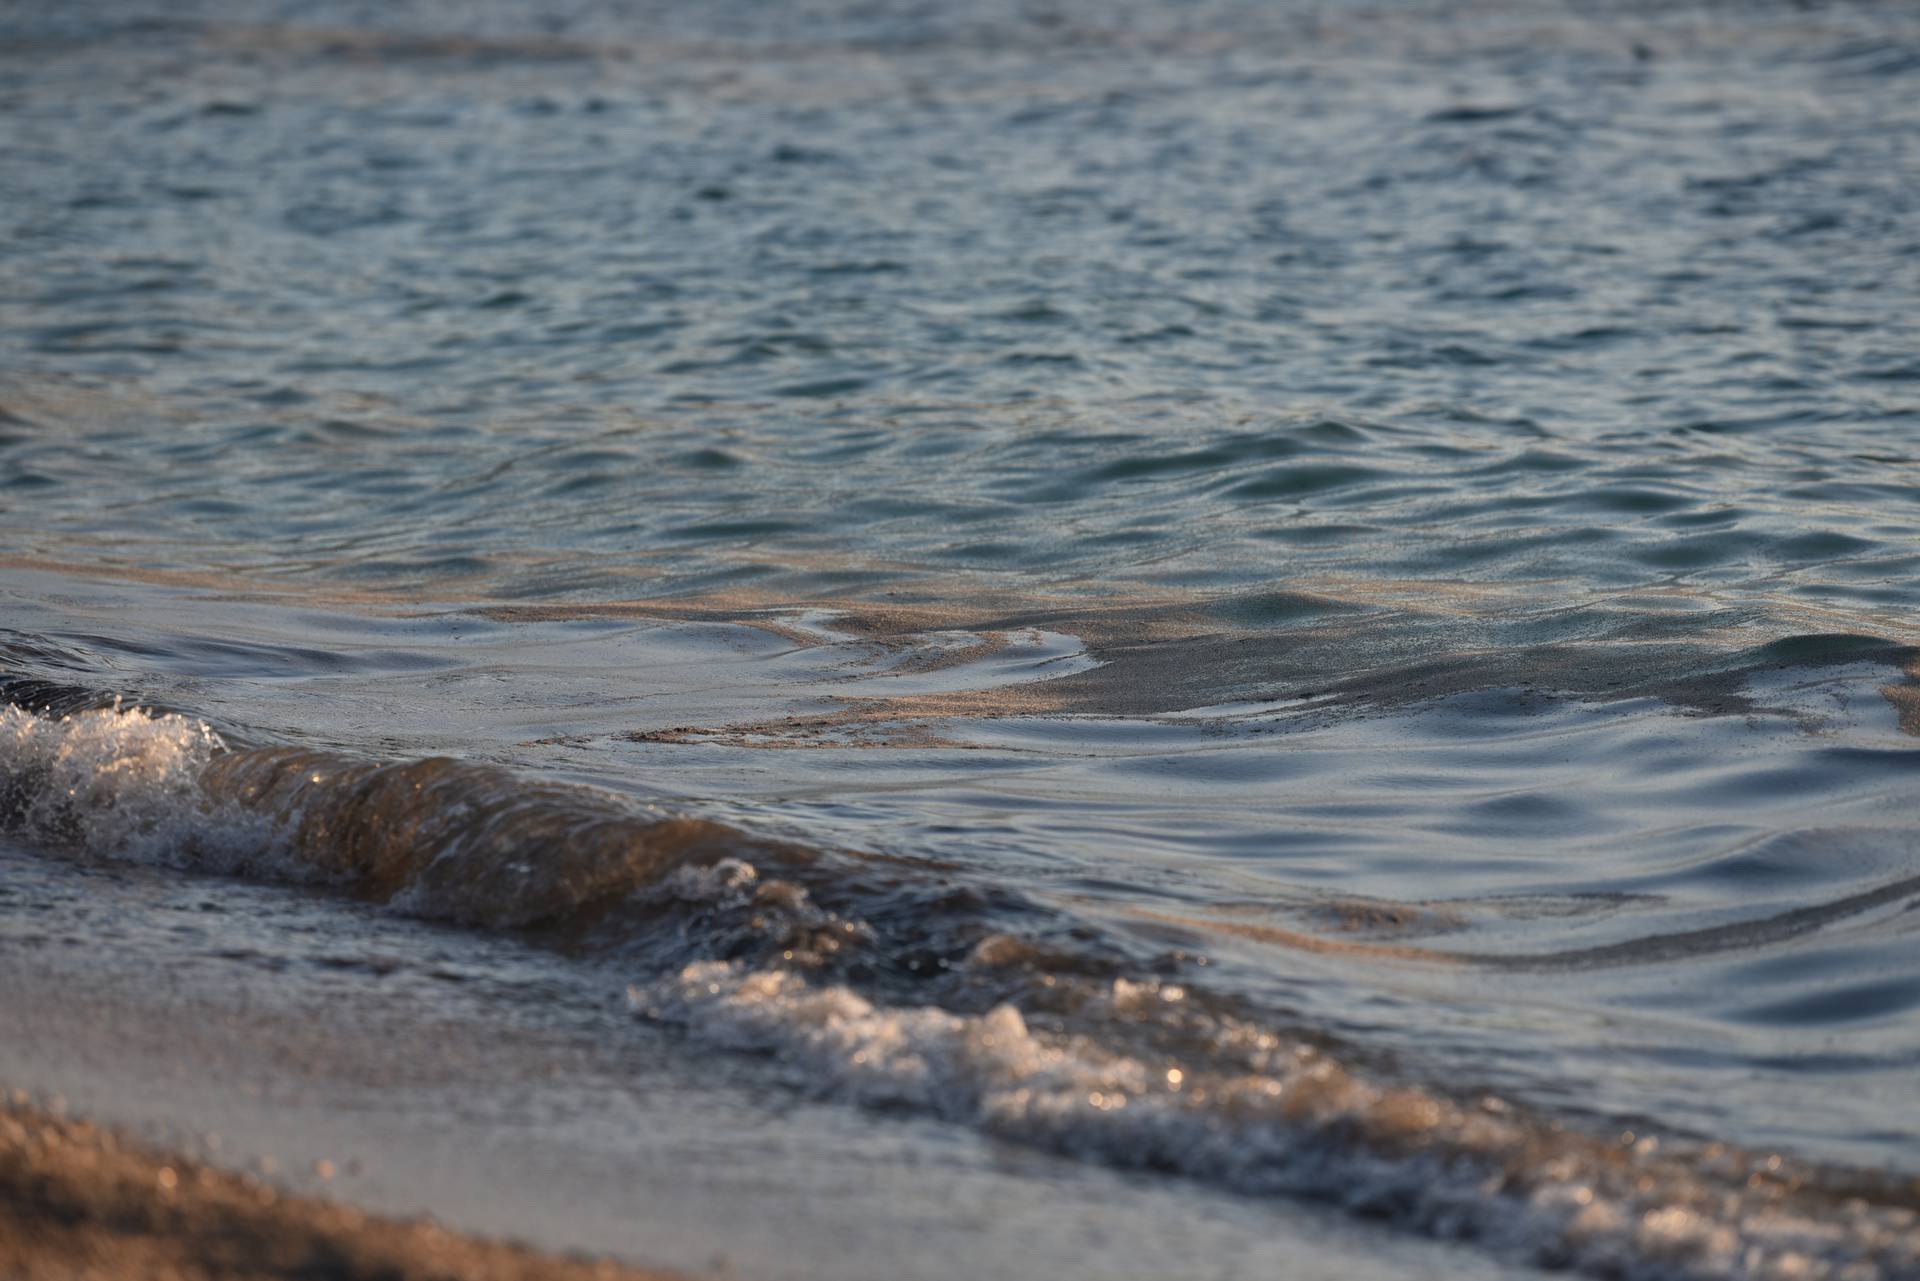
[641,951,1920,1281]
[0,703,263,863]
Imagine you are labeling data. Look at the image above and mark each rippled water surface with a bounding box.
[4,1,1920,1278]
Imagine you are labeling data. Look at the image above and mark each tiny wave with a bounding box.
[0,701,816,938]
[4,700,1919,1280]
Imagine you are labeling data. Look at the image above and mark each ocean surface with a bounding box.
[3,0,1920,1277]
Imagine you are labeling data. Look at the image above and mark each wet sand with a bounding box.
[0,1094,673,1281]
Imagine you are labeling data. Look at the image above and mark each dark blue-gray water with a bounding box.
[3,2,1920,1278]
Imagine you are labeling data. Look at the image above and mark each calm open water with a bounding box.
[3,1,1920,1277]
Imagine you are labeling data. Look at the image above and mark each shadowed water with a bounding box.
[3,1,1920,1278]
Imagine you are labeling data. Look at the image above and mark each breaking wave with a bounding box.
[0,700,813,934]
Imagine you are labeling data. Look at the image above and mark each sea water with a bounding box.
[2,1,1919,1277]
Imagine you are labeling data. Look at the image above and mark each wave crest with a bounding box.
[0,702,247,860]
[0,704,809,936]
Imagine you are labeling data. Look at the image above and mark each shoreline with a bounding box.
[0,1091,677,1281]
[0,843,1535,1281]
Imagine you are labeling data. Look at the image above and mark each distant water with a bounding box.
[4,1,1920,1277]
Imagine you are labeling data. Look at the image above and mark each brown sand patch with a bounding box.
[195,22,636,66]
[1878,654,1920,736]
[1308,898,1469,937]
[624,716,972,751]
[1130,909,1471,967]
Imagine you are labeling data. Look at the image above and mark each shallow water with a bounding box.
[3,1,1920,1278]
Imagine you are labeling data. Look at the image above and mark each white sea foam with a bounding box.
[639,940,1920,1281]
[0,702,264,863]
